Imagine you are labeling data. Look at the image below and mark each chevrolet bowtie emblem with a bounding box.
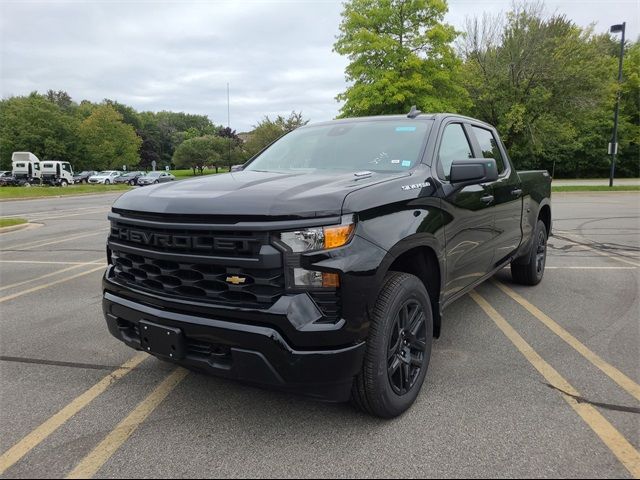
[226,276,246,285]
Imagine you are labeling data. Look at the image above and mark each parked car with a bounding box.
[74,171,98,184]
[103,111,552,418]
[0,171,14,186]
[136,171,175,186]
[114,171,146,186]
[88,171,121,184]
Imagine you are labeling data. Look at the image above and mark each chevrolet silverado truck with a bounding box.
[103,111,551,418]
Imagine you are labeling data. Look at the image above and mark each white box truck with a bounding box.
[41,161,75,186]
[11,152,42,186]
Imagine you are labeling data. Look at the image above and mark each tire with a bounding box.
[351,272,433,418]
[511,219,548,286]
[60,180,68,187]
[130,180,135,186]
[23,182,31,188]
[104,180,110,185]
[82,179,88,184]
[154,180,159,184]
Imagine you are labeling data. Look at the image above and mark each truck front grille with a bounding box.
[108,212,285,308]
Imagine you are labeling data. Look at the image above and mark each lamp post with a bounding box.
[609,22,626,188]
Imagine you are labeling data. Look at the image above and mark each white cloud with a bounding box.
[1,0,636,131]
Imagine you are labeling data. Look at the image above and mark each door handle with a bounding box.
[511,188,523,196]
[481,195,495,204]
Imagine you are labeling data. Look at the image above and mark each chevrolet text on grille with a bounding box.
[111,226,256,252]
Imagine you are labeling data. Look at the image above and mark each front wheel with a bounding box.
[351,272,433,418]
[511,219,548,285]
[60,180,68,187]
[104,180,110,185]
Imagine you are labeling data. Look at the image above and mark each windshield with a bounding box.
[98,171,115,176]
[146,172,161,178]
[245,120,432,173]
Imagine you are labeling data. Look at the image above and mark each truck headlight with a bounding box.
[280,219,355,288]
[279,222,355,252]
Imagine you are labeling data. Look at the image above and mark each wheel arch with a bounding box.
[376,239,444,338]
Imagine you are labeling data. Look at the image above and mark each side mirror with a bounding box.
[449,158,499,185]
[230,165,243,172]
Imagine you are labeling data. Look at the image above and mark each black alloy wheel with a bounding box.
[387,300,428,395]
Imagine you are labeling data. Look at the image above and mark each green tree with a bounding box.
[172,135,237,174]
[460,3,616,176]
[334,0,469,117]
[78,105,142,170]
[0,93,79,170]
[616,41,640,177]
[244,112,309,157]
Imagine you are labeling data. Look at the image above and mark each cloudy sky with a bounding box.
[1,0,637,131]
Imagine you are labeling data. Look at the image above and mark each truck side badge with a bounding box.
[401,182,430,191]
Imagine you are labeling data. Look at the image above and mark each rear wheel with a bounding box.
[104,180,110,185]
[511,219,548,285]
[351,272,433,418]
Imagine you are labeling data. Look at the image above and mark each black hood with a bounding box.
[113,170,410,218]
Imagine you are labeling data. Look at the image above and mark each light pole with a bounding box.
[609,22,626,187]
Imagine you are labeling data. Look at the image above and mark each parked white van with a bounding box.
[11,152,41,185]
[41,161,75,187]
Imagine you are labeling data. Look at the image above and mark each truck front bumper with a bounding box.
[103,290,366,402]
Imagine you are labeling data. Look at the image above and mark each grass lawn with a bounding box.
[171,168,229,178]
[0,217,27,228]
[0,184,131,199]
[552,185,640,192]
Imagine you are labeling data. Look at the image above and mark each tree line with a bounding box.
[335,0,638,178]
[0,91,307,174]
[0,1,637,178]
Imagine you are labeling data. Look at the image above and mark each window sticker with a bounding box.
[395,126,417,132]
[401,160,412,167]
[391,159,400,164]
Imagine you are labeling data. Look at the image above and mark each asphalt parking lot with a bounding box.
[0,191,638,478]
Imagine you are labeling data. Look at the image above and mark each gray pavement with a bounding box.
[0,191,638,478]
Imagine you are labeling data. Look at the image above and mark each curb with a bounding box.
[0,191,130,202]
[0,223,30,234]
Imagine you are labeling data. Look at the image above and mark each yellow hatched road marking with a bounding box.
[470,291,640,479]
[0,353,148,475]
[0,265,106,303]
[493,280,640,402]
[66,367,189,479]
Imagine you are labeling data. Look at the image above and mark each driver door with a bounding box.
[438,122,496,299]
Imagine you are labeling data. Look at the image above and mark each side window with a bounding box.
[438,123,473,180]
[472,126,506,174]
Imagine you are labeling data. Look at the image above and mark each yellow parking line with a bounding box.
[0,353,148,475]
[3,230,108,251]
[0,259,105,292]
[66,367,189,479]
[493,280,640,402]
[0,265,106,303]
[470,291,640,478]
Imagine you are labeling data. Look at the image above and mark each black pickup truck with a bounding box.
[103,112,551,418]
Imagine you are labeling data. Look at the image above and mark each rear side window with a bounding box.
[472,126,506,174]
[438,123,473,180]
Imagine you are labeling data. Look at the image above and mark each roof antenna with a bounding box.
[407,105,421,119]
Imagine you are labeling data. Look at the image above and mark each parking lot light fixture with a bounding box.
[609,22,626,188]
